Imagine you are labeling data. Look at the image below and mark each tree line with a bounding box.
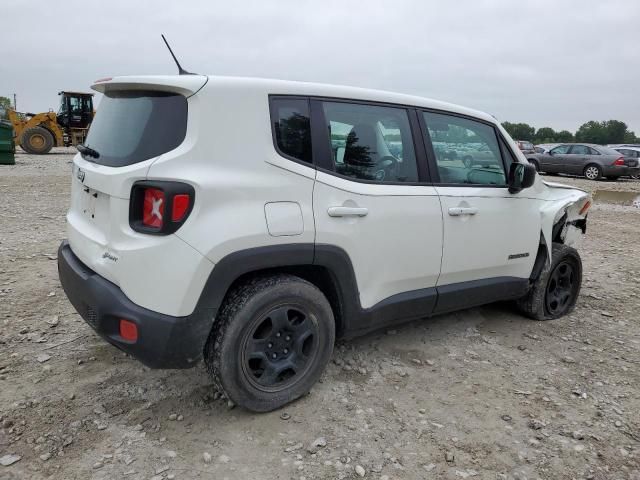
[502,120,639,145]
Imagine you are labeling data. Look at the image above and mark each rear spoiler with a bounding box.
[91,75,208,97]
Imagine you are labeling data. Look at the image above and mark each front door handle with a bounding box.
[327,206,369,217]
[448,207,478,216]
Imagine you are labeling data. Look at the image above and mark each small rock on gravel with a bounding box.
[0,454,21,466]
[36,353,51,363]
[203,452,212,463]
[307,437,327,453]
[528,418,545,430]
[355,464,366,477]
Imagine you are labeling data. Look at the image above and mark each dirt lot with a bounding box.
[1,148,639,480]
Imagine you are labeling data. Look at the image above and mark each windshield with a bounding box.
[84,90,187,167]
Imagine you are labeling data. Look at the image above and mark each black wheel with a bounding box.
[21,126,54,154]
[463,156,473,168]
[528,159,540,172]
[583,164,602,180]
[204,274,335,412]
[517,243,582,320]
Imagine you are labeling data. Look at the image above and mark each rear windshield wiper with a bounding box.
[77,144,100,159]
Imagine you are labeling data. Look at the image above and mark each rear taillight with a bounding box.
[143,188,165,228]
[613,157,625,166]
[130,181,194,235]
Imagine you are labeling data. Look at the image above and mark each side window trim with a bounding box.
[311,98,429,186]
[310,98,333,171]
[268,95,315,167]
[418,109,509,188]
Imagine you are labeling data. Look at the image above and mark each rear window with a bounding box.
[84,90,187,167]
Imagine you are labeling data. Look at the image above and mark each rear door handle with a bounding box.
[448,207,478,216]
[327,206,369,217]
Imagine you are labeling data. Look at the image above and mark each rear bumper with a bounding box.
[57,241,213,368]
[602,165,635,177]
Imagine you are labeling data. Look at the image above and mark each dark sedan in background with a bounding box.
[613,147,640,179]
[526,143,639,180]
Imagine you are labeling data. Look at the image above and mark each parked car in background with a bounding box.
[526,143,637,180]
[608,144,640,149]
[614,147,640,179]
[515,140,536,154]
[534,143,558,154]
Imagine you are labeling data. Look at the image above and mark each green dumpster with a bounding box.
[0,120,15,165]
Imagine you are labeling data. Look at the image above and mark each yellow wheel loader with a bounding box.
[6,92,94,154]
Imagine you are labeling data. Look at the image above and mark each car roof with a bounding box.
[92,74,498,125]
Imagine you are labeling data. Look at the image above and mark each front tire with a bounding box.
[517,243,582,320]
[583,164,602,180]
[21,126,54,154]
[204,274,335,412]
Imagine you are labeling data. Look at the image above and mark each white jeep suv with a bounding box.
[58,75,591,412]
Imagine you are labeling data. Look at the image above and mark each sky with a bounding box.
[2,0,639,134]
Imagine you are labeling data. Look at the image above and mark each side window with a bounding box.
[321,101,418,183]
[550,145,570,154]
[270,98,312,164]
[422,112,506,186]
[569,145,590,155]
[588,147,600,155]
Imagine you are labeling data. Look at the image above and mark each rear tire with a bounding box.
[583,164,602,180]
[517,243,582,321]
[21,126,54,155]
[204,274,335,412]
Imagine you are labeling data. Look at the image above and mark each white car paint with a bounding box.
[66,75,590,318]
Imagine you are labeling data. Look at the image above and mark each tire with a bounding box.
[517,243,582,321]
[583,164,602,180]
[21,126,54,154]
[204,274,335,412]
[463,156,473,168]
[528,159,540,172]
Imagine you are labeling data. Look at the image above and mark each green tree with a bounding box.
[623,130,639,143]
[535,127,557,143]
[603,120,628,144]
[575,121,607,144]
[0,96,10,120]
[502,122,535,141]
[556,130,574,142]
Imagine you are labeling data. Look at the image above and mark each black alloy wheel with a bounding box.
[544,259,578,316]
[242,305,319,391]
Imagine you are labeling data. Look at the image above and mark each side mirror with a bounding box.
[508,162,536,194]
[548,150,555,156]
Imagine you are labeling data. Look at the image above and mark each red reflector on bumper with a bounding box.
[119,319,138,342]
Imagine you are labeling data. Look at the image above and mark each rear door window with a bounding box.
[84,91,187,167]
[321,101,419,183]
[270,98,312,164]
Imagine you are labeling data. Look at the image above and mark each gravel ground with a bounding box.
[0,149,639,480]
